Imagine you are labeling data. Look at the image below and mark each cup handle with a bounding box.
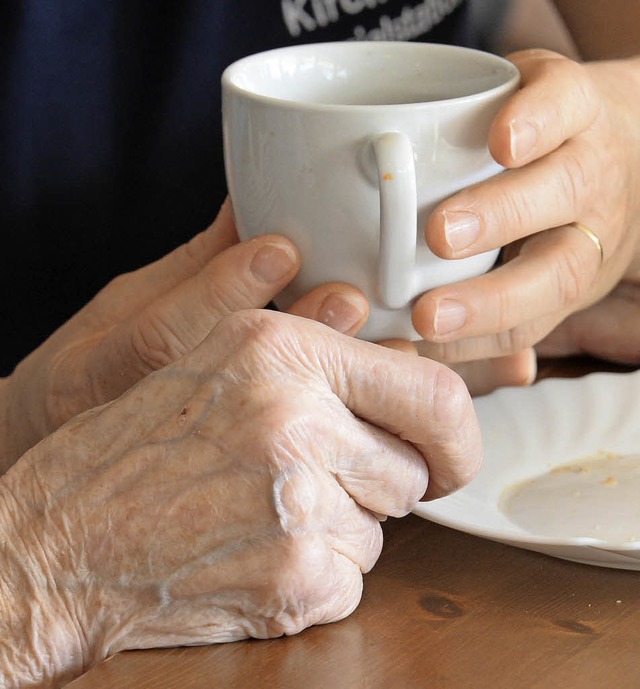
[372,132,417,310]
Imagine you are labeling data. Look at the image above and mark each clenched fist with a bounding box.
[0,310,481,688]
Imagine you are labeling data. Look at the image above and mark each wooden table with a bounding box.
[68,359,640,689]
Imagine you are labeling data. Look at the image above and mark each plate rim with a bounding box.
[412,368,640,566]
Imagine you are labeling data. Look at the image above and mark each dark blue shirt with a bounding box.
[0,0,486,373]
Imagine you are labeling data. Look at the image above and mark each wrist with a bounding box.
[0,473,89,687]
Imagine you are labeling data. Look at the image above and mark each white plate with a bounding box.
[413,368,640,569]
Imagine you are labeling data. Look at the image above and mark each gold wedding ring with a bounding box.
[569,221,604,266]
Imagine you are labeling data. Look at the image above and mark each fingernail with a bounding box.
[434,299,467,336]
[443,211,481,253]
[318,293,365,334]
[509,119,538,161]
[250,243,297,283]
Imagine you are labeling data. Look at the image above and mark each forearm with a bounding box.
[0,477,86,688]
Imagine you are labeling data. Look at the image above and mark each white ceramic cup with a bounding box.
[222,42,520,341]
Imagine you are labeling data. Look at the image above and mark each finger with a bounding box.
[380,342,536,396]
[327,491,384,573]
[286,282,369,336]
[88,198,239,324]
[232,451,383,574]
[201,310,482,500]
[426,140,603,260]
[376,339,419,355]
[491,50,598,168]
[413,224,607,345]
[331,416,430,517]
[314,324,482,500]
[448,348,537,397]
[536,284,640,365]
[145,534,365,642]
[426,53,602,261]
[415,312,559,364]
[84,234,301,388]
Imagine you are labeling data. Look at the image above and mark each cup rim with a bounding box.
[221,41,520,111]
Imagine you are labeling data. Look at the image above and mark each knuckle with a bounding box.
[491,283,520,334]
[129,312,187,373]
[246,389,327,467]
[559,149,593,215]
[272,465,319,533]
[214,309,288,350]
[553,244,590,308]
[213,310,313,376]
[529,58,596,138]
[495,326,536,356]
[557,64,599,137]
[262,537,345,636]
[199,269,254,319]
[495,186,534,235]
[257,408,332,481]
[181,231,212,272]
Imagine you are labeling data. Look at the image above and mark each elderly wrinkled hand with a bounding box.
[411,50,640,364]
[2,200,370,468]
[0,309,481,688]
[2,195,534,473]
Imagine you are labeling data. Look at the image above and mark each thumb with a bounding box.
[82,198,241,328]
[84,234,300,395]
[316,322,483,499]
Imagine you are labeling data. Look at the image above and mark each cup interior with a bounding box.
[223,42,519,107]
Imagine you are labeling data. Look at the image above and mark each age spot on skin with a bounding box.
[177,406,190,429]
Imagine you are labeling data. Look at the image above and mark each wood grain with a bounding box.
[68,359,640,688]
[69,514,640,689]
